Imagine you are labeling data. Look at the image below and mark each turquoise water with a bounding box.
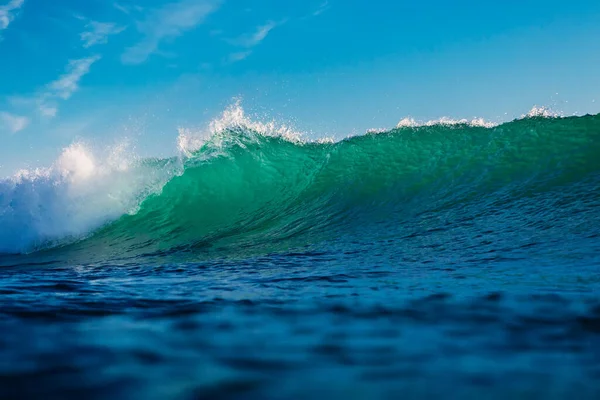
[1,113,599,399]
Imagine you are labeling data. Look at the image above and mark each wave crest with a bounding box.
[396,116,497,129]
[2,104,599,256]
[177,101,304,157]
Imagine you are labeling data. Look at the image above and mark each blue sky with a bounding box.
[1,0,600,175]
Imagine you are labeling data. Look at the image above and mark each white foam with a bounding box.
[395,116,497,129]
[177,101,305,155]
[523,105,562,118]
[315,136,335,144]
[0,141,176,254]
[390,105,565,132]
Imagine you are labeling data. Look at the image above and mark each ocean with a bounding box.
[1,106,599,399]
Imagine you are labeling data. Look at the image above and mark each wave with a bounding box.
[1,104,599,257]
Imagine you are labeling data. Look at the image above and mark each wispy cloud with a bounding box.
[8,56,101,119]
[0,111,29,134]
[227,20,279,48]
[113,2,144,15]
[0,0,25,35]
[38,104,58,118]
[228,50,252,63]
[122,0,221,65]
[81,21,126,48]
[113,2,129,14]
[313,1,331,16]
[47,56,101,100]
[225,20,285,63]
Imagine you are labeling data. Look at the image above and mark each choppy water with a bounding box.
[1,108,599,399]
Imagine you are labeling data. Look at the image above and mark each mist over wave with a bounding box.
[0,142,178,254]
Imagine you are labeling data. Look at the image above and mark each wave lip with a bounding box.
[396,116,497,129]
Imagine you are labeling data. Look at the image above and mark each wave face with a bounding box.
[1,109,600,261]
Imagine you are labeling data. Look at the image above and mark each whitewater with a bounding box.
[1,103,600,399]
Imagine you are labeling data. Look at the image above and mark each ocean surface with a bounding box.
[1,107,600,399]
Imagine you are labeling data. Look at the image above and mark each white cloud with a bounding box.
[122,0,221,65]
[38,104,58,118]
[113,2,131,14]
[81,21,126,48]
[313,1,330,16]
[0,111,29,133]
[227,21,278,48]
[113,2,144,15]
[225,20,286,63]
[0,0,24,33]
[47,56,101,100]
[6,56,101,120]
[228,50,252,63]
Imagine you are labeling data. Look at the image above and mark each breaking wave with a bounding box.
[1,104,599,258]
